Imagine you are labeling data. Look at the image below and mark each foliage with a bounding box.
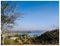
[1,1,21,45]
[4,29,59,45]
[34,29,59,45]
[1,1,20,33]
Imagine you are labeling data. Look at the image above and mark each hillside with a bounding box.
[33,29,59,45]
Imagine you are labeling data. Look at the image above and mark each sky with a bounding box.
[1,0,59,1]
[8,1,59,31]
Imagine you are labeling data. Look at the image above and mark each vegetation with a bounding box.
[4,29,59,45]
[34,29,59,45]
[1,1,21,34]
[1,1,21,45]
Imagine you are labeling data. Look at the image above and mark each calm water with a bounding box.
[22,30,45,36]
[29,31,45,36]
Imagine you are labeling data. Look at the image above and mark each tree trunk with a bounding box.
[2,34,5,45]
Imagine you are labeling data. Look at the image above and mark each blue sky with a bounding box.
[10,1,59,31]
[1,0,59,1]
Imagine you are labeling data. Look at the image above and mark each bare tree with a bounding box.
[1,1,21,44]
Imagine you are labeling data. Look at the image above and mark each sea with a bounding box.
[21,30,46,36]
